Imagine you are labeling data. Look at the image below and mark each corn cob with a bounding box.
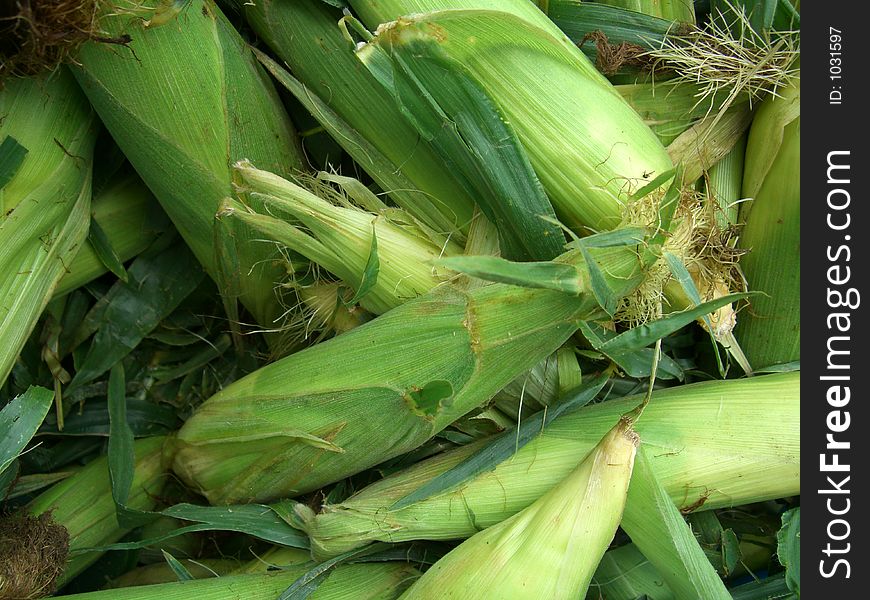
[0,67,97,386]
[301,372,799,558]
[734,69,800,368]
[25,436,169,587]
[351,3,673,234]
[171,245,643,504]
[71,0,304,337]
[399,417,637,599]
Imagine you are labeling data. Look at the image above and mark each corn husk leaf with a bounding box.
[621,445,731,599]
[589,543,675,600]
[0,68,97,387]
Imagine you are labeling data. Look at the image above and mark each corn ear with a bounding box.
[232,0,475,238]
[26,436,169,586]
[51,563,420,600]
[302,373,799,558]
[72,0,304,336]
[400,417,637,599]
[105,559,239,588]
[54,169,171,298]
[734,70,800,368]
[0,68,97,387]
[351,3,673,233]
[232,162,461,315]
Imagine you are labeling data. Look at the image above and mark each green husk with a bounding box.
[0,68,97,387]
[399,417,637,599]
[171,245,645,504]
[301,373,799,558]
[231,162,462,316]
[71,0,305,339]
[706,133,747,229]
[353,5,674,234]
[25,436,169,587]
[54,169,171,298]
[49,563,420,600]
[105,559,239,588]
[734,69,800,369]
[231,0,475,239]
[589,0,695,23]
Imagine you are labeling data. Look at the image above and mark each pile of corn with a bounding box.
[1,0,799,598]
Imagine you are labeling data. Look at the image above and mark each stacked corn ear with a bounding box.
[171,243,648,504]
[25,436,169,587]
[54,169,171,298]
[53,562,420,600]
[0,68,97,387]
[232,0,476,239]
[350,1,674,234]
[301,372,799,558]
[231,162,462,316]
[734,69,800,369]
[399,417,637,599]
[71,0,305,339]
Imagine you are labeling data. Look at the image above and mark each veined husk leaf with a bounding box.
[231,0,475,239]
[170,246,647,503]
[590,543,675,600]
[72,0,304,337]
[302,372,799,558]
[0,68,97,387]
[352,5,673,233]
[26,436,169,586]
[399,417,637,599]
[734,70,800,369]
[587,0,696,23]
[54,169,171,297]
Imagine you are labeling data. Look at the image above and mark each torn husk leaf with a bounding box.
[399,417,637,599]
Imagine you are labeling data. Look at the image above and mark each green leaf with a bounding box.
[278,543,392,600]
[68,240,204,389]
[729,572,794,599]
[777,507,800,595]
[391,373,610,510]
[0,386,54,475]
[721,528,742,576]
[622,446,731,599]
[597,292,752,354]
[108,363,154,528]
[0,135,28,190]
[162,549,195,581]
[438,256,584,294]
[548,2,673,51]
[346,225,379,305]
[71,501,309,554]
[88,216,129,283]
[578,321,684,380]
[363,26,565,261]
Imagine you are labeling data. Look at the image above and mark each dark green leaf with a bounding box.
[71,502,309,554]
[68,241,204,389]
[721,528,742,576]
[366,30,565,261]
[777,507,799,594]
[88,216,129,283]
[578,321,684,380]
[0,135,28,190]
[391,373,610,509]
[729,572,794,599]
[162,550,195,581]
[108,364,153,528]
[0,386,54,475]
[437,255,584,294]
[40,398,178,436]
